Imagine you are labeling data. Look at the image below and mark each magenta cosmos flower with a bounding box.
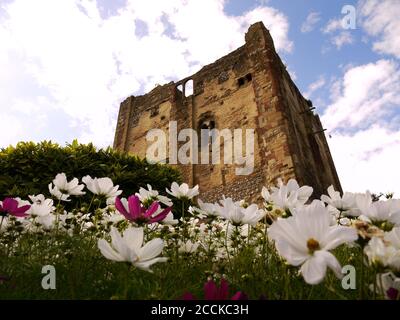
[182,279,248,300]
[387,287,399,300]
[0,198,30,218]
[115,195,172,225]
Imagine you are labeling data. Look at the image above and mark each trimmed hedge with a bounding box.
[0,140,181,200]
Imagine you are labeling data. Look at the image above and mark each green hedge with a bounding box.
[0,140,181,200]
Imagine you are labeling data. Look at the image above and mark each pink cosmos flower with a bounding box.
[115,195,172,225]
[182,279,248,300]
[387,288,399,300]
[0,198,30,218]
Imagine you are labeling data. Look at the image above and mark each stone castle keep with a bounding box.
[113,22,342,203]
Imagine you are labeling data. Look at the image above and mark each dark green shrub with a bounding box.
[0,140,181,200]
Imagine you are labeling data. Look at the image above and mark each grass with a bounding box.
[0,227,375,300]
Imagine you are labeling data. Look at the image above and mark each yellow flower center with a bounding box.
[307,238,320,254]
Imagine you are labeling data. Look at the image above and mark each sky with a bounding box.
[0,0,399,195]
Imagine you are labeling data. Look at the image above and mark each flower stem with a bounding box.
[0,216,4,232]
[123,264,131,299]
[378,273,384,299]
[225,221,232,269]
[359,245,364,300]
[181,199,185,221]
[144,224,149,242]
[373,267,377,300]
[284,264,290,299]
[55,199,61,235]
[87,195,96,213]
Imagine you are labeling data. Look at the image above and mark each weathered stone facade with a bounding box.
[113,22,342,203]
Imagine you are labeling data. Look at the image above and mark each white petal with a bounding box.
[82,175,95,193]
[138,238,164,261]
[385,227,400,249]
[322,226,358,251]
[134,257,168,272]
[300,254,327,285]
[123,227,144,251]
[268,218,308,254]
[230,208,244,224]
[110,227,131,260]
[315,250,342,279]
[98,239,125,262]
[53,173,67,189]
[274,239,308,266]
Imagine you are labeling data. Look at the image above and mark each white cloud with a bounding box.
[328,125,400,195]
[322,18,343,34]
[321,17,354,50]
[331,31,354,49]
[329,78,342,101]
[321,59,400,131]
[0,113,25,146]
[304,76,325,99]
[323,60,400,195]
[358,0,400,58]
[0,0,293,148]
[301,11,320,33]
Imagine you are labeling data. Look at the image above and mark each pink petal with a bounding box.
[128,195,141,219]
[231,291,248,300]
[115,197,131,220]
[3,198,18,212]
[204,280,218,300]
[144,201,160,218]
[218,279,229,299]
[149,207,172,223]
[11,205,30,217]
[181,292,196,300]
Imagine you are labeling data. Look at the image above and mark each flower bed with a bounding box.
[0,175,399,300]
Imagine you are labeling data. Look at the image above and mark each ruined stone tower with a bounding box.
[113,22,342,203]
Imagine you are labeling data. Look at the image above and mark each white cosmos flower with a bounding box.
[48,173,85,200]
[264,179,313,213]
[98,226,167,272]
[196,199,221,218]
[166,182,199,200]
[28,195,54,217]
[217,197,264,226]
[268,201,358,285]
[364,237,398,268]
[225,223,251,240]
[356,192,400,227]
[82,176,122,201]
[385,227,400,249]
[36,214,56,230]
[276,178,313,204]
[188,206,205,219]
[103,212,125,225]
[320,186,360,216]
[261,186,272,203]
[58,211,74,225]
[365,228,400,271]
[159,212,178,226]
[178,240,200,253]
[48,185,70,201]
[136,184,172,207]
